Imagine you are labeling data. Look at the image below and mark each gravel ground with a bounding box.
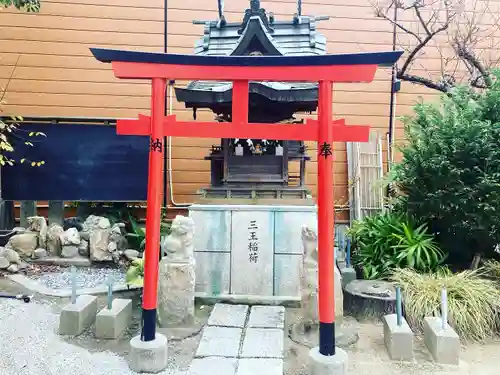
[0,298,186,375]
[30,268,126,290]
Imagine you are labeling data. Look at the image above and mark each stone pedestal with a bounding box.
[59,295,97,336]
[158,215,196,327]
[423,317,460,365]
[95,298,132,339]
[129,334,168,373]
[158,259,196,327]
[383,314,414,361]
[308,347,348,375]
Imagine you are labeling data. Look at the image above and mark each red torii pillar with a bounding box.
[91,48,402,358]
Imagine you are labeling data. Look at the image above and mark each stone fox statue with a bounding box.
[300,224,343,330]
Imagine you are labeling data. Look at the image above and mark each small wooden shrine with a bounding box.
[175,0,329,200]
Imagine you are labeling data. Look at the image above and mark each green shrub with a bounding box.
[392,268,500,341]
[348,212,444,280]
[392,73,500,262]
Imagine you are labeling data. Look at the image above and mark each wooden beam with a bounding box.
[116,116,369,142]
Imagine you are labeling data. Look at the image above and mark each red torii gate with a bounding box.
[91,48,402,357]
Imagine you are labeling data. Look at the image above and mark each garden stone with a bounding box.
[63,217,84,232]
[158,215,196,327]
[78,239,89,256]
[27,216,48,248]
[3,248,20,264]
[62,245,79,258]
[46,224,64,256]
[60,228,81,246]
[34,248,47,259]
[89,229,112,262]
[124,249,140,260]
[7,264,19,273]
[6,232,38,258]
[0,256,10,269]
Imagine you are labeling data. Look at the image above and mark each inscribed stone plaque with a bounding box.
[194,252,230,296]
[189,209,231,252]
[230,211,274,296]
[273,254,302,297]
[274,210,316,255]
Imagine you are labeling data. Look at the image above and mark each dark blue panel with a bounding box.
[90,47,403,67]
[2,122,149,201]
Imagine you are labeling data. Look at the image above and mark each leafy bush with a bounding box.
[392,73,500,262]
[392,268,500,341]
[348,212,444,280]
[126,258,144,287]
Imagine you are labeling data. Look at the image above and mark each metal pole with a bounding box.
[107,279,113,310]
[346,238,351,267]
[141,78,167,342]
[71,266,77,304]
[396,286,402,326]
[441,287,448,330]
[317,80,335,356]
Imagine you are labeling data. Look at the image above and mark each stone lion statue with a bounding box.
[161,215,195,262]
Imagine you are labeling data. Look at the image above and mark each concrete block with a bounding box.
[59,294,98,336]
[188,357,238,375]
[273,254,301,297]
[423,317,460,365]
[230,211,274,296]
[339,266,356,288]
[95,298,132,339]
[383,314,414,361]
[240,328,284,358]
[308,346,348,375]
[208,303,249,328]
[236,358,283,375]
[196,326,243,357]
[128,333,168,373]
[274,209,316,254]
[247,306,285,329]
[194,252,230,296]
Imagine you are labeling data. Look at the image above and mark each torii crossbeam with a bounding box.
[91,47,402,358]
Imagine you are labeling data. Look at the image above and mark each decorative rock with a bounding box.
[6,232,38,258]
[46,224,64,256]
[158,215,196,327]
[27,216,48,248]
[34,248,48,259]
[3,248,20,264]
[7,264,19,273]
[0,256,10,269]
[107,241,117,252]
[62,245,79,258]
[63,217,84,232]
[89,229,112,262]
[78,239,89,256]
[60,228,81,246]
[124,249,140,260]
[301,224,343,327]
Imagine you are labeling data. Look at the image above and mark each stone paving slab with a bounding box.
[196,326,243,358]
[240,328,284,358]
[207,303,249,328]
[247,306,285,329]
[188,357,238,375]
[236,358,284,375]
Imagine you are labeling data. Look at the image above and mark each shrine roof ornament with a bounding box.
[193,0,329,57]
[90,48,402,68]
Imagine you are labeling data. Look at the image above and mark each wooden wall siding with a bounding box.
[1,0,495,211]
